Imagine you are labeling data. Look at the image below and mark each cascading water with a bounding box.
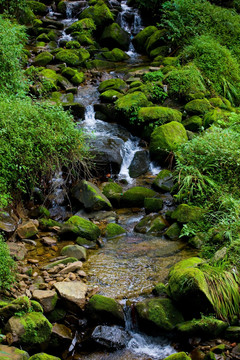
[118,0,143,59]
[118,137,142,183]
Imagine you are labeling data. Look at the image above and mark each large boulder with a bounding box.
[102,48,129,62]
[152,169,174,192]
[91,325,128,350]
[134,214,167,234]
[55,49,90,66]
[135,298,184,332]
[98,78,127,93]
[176,318,228,338]
[17,220,38,239]
[0,345,29,360]
[121,187,156,207]
[171,204,206,223]
[168,258,214,316]
[102,182,123,207]
[33,52,53,66]
[71,180,112,211]
[101,23,130,51]
[133,26,158,53]
[60,244,87,261]
[115,92,149,115]
[54,281,87,309]
[164,353,191,360]
[28,1,48,15]
[128,150,150,178]
[145,29,167,54]
[79,3,114,28]
[66,18,96,34]
[104,223,126,239]
[5,312,52,345]
[100,90,123,103]
[86,294,124,325]
[149,121,188,161]
[0,296,32,320]
[32,290,58,313]
[185,99,212,115]
[138,107,182,126]
[62,215,100,241]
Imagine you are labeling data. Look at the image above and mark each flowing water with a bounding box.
[37,2,197,359]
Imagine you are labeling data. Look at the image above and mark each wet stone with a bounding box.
[91,325,129,350]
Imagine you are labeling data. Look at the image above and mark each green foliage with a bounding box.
[182,36,240,105]
[162,0,240,58]
[0,97,90,206]
[201,264,240,321]
[0,234,16,290]
[143,70,164,82]
[0,0,27,17]
[164,63,206,100]
[0,15,27,96]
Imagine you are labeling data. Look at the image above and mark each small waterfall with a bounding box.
[84,105,96,127]
[118,0,143,59]
[118,136,141,182]
[123,303,177,359]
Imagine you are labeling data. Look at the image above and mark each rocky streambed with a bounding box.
[1,0,240,359]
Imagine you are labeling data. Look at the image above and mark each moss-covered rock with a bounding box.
[144,197,163,213]
[134,214,167,234]
[98,78,127,93]
[40,68,59,87]
[145,29,167,54]
[57,0,66,14]
[138,107,182,126]
[185,99,212,115]
[115,91,149,115]
[176,318,228,338]
[121,187,156,208]
[65,215,100,240]
[6,312,52,345]
[62,67,76,79]
[55,49,90,66]
[164,222,181,240]
[86,294,124,325]
[72,32,94,46]
[152,282,168,296]
[101,23,130,51]
[183,116,202,132]
[33,52,53,66]
[136,298,184,332]
[0,296,32,320]
[104,223,126,239]
[61,244,87,261]
[29,354,61,360]
[27,1,48,15]
[86,59,115,70]
[100,90,123,102]
[152,169,174,192]
[102,182,123,207]
[133,26,157,53]
[149,121,188,160]
[42,257,78,270]
[0,345,29,360]
[164,353,191,360]
[76,237,97,249]
[102,48,129,61]
[36,33,50,42]
[66,18,96,34]
[168,257,213,315]
[171,204,206,223]
[71,180,112,211]
[71,72,85,85]
[66,40,81,49]
[203,108,231,128]
[79,3,114,28]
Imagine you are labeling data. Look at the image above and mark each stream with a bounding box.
[27,1,197,359]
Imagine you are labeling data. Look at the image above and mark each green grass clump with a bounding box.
[0,234,16,290]
[181,36,240,105]
[0,15,27,96]
[0,98,90,206]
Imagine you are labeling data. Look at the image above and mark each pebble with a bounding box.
[77,270,87,277]
[68,273,76,281]
[28,259,39,264]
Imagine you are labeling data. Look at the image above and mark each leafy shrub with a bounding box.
[143,70,164,82]
[0,234,16,290]
[0,15,27,96]
[182,36,240,105]
[0,0,27,17]
[164,63,206,100]
[0,97,90,206]
[162,0,240,58]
